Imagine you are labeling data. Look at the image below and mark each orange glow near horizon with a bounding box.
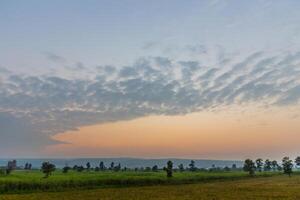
[47,104,300,160]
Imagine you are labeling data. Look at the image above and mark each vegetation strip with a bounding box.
[0,156,298,194]
[0,171,279,194]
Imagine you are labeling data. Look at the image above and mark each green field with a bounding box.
[0,170,279,194]
[1,175,300,200]
[0,170,297,199]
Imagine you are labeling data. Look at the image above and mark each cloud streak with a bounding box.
[43,52,67,63]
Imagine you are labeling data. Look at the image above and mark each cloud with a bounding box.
[0,112,62,155]
[0,67,11,74]
[43,52,67,63]
[118,66,138,78]
[141,41,160,50]
[75,62,85,70]
[184,44,207,55]
[276,85,300,105]
[0,50,300,154]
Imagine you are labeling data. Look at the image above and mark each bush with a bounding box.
[41,162,56,178]
[62,166,71,173]
[0,169,5,176]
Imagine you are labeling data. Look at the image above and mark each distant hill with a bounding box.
[0,158,242,169]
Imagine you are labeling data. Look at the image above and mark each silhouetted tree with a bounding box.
[25,163,32,170]
[152,165,158,172]
[99,161,105,171]
[271,160,278,171]
[73,165,78,170]
[7,160,17,169]
[86,162,91,170]
[277,165,283,171]
[231,164,237,170]
[282,157,293,177]
[41,162,56,178]
[114,163,121,172]
[110,162,115,170]
[224,166,230,172]
[189,160,197,172]
[6,167,13,175]
[243,159,256,176]
[178,164,184,172]
[6,160,16,175]
[264,159,272,171]
[295,156,300,169]
[62,166,71,173]
[164,161,173,178]
[77,166,84,172]
[145,167,151,172]
[210,164,217,172]
[255,158,263,172]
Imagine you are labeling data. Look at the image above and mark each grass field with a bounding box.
[1,175,300,200]
[0,170,271,193]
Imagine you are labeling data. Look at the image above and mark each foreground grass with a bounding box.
[0,170,276,193]
[1,175,300,200]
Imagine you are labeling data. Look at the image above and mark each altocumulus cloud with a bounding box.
[0,50,300,153]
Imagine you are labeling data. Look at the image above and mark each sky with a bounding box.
[0,0,300,160]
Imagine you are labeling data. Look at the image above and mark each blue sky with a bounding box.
[0,0,300,158]
[1,0,300,70]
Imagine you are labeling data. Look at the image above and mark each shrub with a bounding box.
[62,166,71,173]
[0,168,5,176]
[41,162,56,178]
[282,157,293,177]
[243,159,256,176]
[164,161,173,178]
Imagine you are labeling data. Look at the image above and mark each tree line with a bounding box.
[243,156,298,177]
[2,157,300,178]
[6,159,236,178]
[40,160,241,178]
